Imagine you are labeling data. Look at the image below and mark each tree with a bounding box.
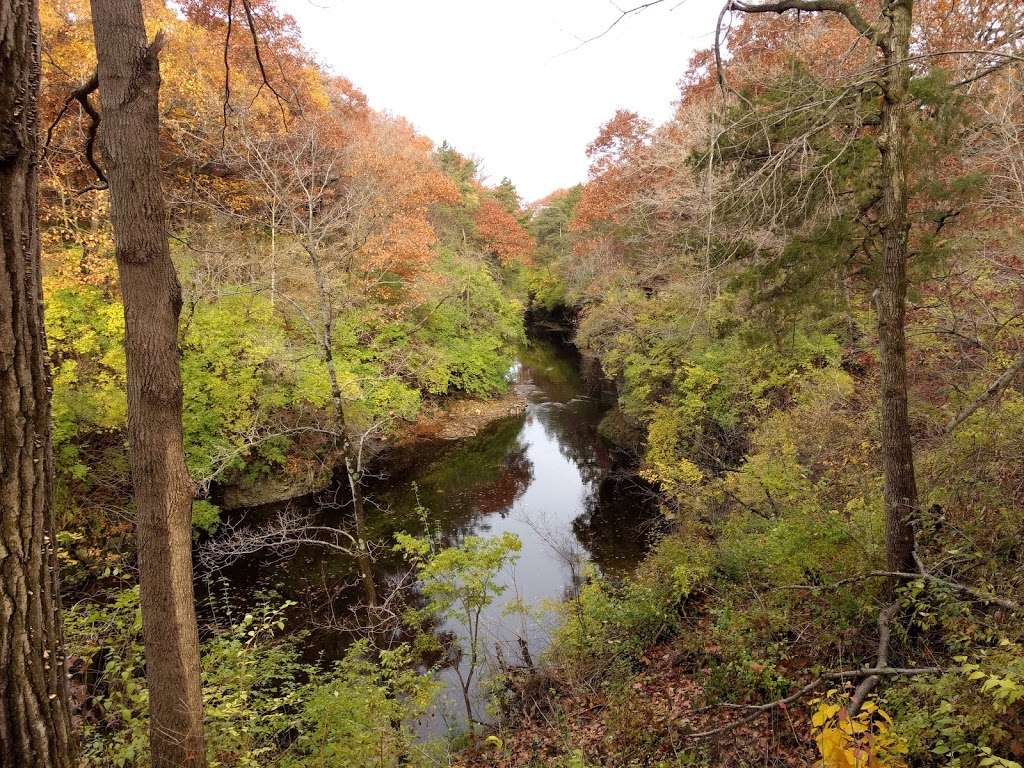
[88,1,207,765]
[0,0,78,764]
[474,196,534,267]
[396,531,522,732]
[720,0,919,575]
[217,115,459,607]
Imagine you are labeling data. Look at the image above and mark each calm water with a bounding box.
[220,332,655,733]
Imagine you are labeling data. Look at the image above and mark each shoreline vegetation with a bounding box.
[4,0,1023,766]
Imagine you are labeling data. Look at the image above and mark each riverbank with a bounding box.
[393,387,528,444]
[219,386,528,510]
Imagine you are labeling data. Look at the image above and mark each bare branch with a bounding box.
[784,570,1021,611]
[727,0,883,46]
[221,0,234,149]
[847,602,897,714]
[43,71,108,190]
[200,507,366,570]
[558,0,671,54]
[946,350,1024,433]
[239,0,290,119]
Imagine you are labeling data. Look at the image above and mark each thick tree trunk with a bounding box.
[0,1,78,764]
[88,3,207,766]
[876,0,918,576]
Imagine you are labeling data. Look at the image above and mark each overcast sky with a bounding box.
[277,0,723,202]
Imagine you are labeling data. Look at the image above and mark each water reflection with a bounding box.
[221,331,657,733]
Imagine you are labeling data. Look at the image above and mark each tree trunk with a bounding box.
[722,0,922,577]
[323,341,379,608]
[0,1,78,764]
[88,3,208,766]
[876,0,918,576]
[311,253,378,607]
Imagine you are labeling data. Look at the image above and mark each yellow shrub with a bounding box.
[810,694,909,768]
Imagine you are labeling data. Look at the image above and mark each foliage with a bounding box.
[281,642,439,768]
[550,534,712,674]
[885,642,1024,768]
[396,531,522,619]
[65,587,439,768]
[408,249,525,397]
[396,530,522,726]
[810,695,909,768]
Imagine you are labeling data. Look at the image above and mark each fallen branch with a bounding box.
[847,602,897,714]
[784,570,1020,612]
[685,666,945,740]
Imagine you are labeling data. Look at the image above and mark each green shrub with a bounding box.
[65,587,439,768]
[551,534,712,674]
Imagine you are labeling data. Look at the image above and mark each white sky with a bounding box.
[278,0,723,202]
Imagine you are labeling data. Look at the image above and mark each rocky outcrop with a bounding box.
[219,461,336,510]
[217,388,528,510]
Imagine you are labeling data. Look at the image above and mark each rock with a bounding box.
[220,464,333,510]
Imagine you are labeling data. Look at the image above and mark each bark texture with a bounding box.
[0,0,78,763]
[875,0,918,575]
[88,2,208,765]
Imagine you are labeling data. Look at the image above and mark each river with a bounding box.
[218,330,656,734]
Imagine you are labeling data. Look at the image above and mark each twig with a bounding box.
[559,0,671,54]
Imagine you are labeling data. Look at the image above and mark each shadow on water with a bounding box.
[211,329,661,735]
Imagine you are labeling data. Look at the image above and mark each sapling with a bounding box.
[395,530,522,733]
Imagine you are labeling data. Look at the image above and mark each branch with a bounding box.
[727,0,883,47]
[946,350,1024,433]
[199,508,369,570]
[558,0,671,54]
[43,71,107,190]
[847,602,897,714]
[714,2,732,91]
[221,0,234,149]
[239,0,290,118]
[785,570,1021,612]
[685,666,945,739]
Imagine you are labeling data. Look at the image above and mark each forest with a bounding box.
[1,0,1023,767]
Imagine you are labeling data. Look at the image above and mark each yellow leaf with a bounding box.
[813,702,842,728]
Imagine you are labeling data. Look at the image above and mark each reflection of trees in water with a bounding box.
[516,335,584,400]
[520,332,614,489]
[219,329,644,663]
[530,401,609,489]
[382,416,533,538]
[473,448,533,517]
[220,416,535,659]
[572,471,662,576]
